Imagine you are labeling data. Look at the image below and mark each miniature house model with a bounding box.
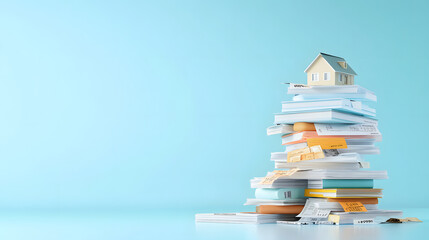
[304,53,357,86]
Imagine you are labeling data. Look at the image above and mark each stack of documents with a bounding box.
[196,83,403,225]
[263,84,402,225]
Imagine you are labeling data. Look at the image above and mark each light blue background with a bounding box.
[0,0,428,215]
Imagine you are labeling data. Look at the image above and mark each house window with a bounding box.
[311,73,319,81]
[339,74,343,82]
[323,72,330,81]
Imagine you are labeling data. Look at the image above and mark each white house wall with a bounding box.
[306,56,336,86]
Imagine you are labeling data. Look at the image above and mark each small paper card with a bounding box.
[307,138,347,149]
[289,83,309,88]
[339,202,367,212]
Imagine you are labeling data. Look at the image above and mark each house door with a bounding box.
[344,75,348,84]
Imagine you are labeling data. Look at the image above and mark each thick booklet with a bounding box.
[275,160,369,171]
[328,210,403,225]
[281,98,376,117]
[255,169,388,180]
[274,110,378,125]
[195,213,298,224]
[267,124,294,136]
[308,179,374,189]
[255,188,305,200]
[293,92,376,102]
[305,188,383,198]
[244,198,307,206]
[273,153,369,170]
[250,178,308,189]
[287,84,375,95]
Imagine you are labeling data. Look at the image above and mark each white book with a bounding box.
[266,124,294,136]
[250,179,308,189]
[329,210,403,225]
[314,123,381,136]
[274,110,378,125]
[282,98,376,117]
[275,161,367,170]
[274,154,369,170]
[195,213,297,224]
[293,92,377,102]
[285,142,309,151]
[287,84,375,95]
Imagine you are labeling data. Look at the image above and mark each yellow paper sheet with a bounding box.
[339,202,367,212]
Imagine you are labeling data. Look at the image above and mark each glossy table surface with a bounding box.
[0,208,426,240]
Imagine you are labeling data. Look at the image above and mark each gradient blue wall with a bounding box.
[0,0,427,211]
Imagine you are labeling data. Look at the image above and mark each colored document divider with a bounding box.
[339,202,367,212]
[259,169,299,185]
[307,137,347,149]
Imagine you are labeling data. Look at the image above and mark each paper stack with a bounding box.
[261,83,402,225]
[196,53,404,225]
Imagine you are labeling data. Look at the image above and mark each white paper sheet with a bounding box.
[315,123,381,136]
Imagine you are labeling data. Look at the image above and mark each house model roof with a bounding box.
[304,52,357,75]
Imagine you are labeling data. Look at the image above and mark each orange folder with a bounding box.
[293,122,316,132]
[256,205,304,214]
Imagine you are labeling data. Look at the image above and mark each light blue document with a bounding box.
[282,98,375,117]
[255,188,306,200]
